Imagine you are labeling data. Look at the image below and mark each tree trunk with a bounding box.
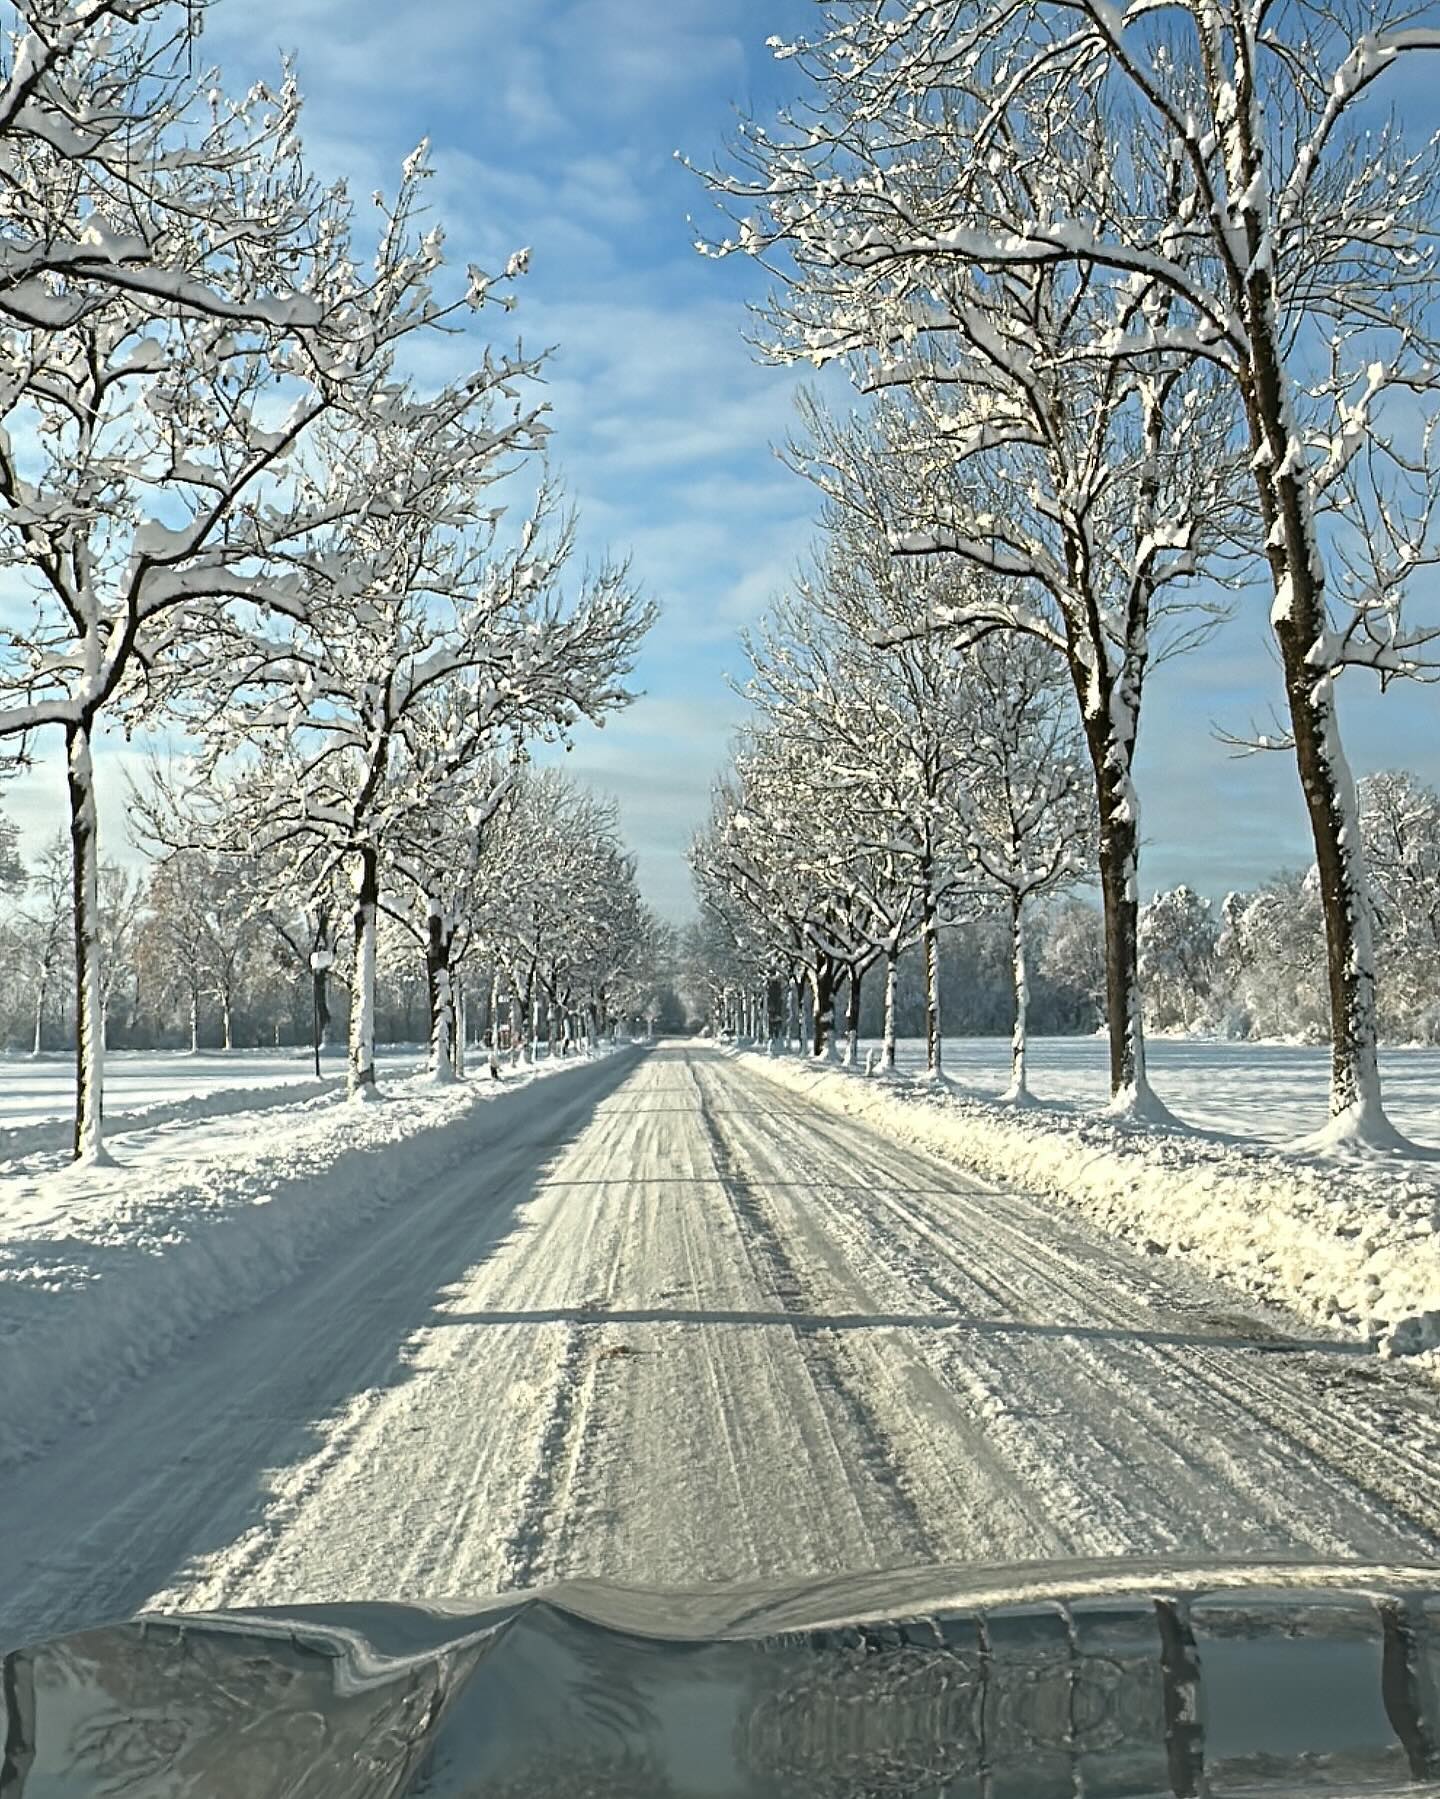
[1245,378,1386,1130]
[881,948,898,1073]
[349,844,380,1100]
[1278,608,1383,1131]
[788,975,802,1051]
[765,975,784,1053]
[220,989,233,1052]
[31,971,45,1058]
[188,983,200,1055]
[425,907,458,1083]
[65,720,108,1164]
[921,868,943,1080]
[843,962,863,1067]
[2,1645,37,1794]
[1225,128,1390,1138]
[1077,707,1152,1109]
[810,958,836,1059]
[1004,892,1030,1102]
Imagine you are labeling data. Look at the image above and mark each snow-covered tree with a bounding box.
[388,755,520,1082]
[562,848,658,1047]
[141,850,260,1052]
[1138,887,1220,1035]
[0,25,563,1158]
[95,859,140,1048]
[11,830,69,1053]
[698,53,1245,1118]
[690,757,813,1050]
[691,724,865,1060]
[0,802,22,894]
[956,640,1095,1099]
[1215,874,1329,1044]
[0,5,320,326]
[1037,899,1107,1032]
[1359,771,1440,1039]
[476,768,653,1059]
[739,522,988,1073]
[250,857,347,1069]
[614,914,681,1039]
[1361,772,1440,959]
[154,434,652,1099]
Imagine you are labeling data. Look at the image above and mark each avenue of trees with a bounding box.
[688,768,1440,1067]
[689,0,1440,1143]
[0,0,658,1161]
[0,767,677,1075]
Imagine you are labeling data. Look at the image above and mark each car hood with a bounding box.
[6,1557,1440,1796]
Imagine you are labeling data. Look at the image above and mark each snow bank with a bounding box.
[0,1050,631,1473]
[738,1051,1440,1362]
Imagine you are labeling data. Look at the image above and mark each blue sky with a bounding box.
[5,0,1439,918]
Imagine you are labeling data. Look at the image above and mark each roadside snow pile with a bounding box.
[0,1052,625,1472]
[738,1051,1440,1363]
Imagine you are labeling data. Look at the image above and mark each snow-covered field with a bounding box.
[5,1042,1440,1655]
[0,1045,429,1159]
[870,1034,1440,1148]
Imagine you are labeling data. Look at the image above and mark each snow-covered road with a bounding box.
[6,1041,1440,1651]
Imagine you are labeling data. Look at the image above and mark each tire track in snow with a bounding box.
[12,1042,1440,1656]
[855,1160,1440,1553]
[490,1154,640,1591]
[696,1066,1120,1559]
[494,1321,601,1590]
[577,1055,892,1580]
[719,1054,1440,1559]
[0,1051,645,1642]
[496,1055,907,1587]
[694,1077,961,1566]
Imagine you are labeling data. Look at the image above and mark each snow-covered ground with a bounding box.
[5,1042,1440,1654]
[745,1046,1440,1363]
[0,1046,632,1477]
[0,1045,427,1159]
[869,1034,1440,1148]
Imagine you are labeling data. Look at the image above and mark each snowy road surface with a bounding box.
[6,1041,1440,1651]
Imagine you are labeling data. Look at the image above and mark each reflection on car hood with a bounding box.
[7,1558,1440,1796]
